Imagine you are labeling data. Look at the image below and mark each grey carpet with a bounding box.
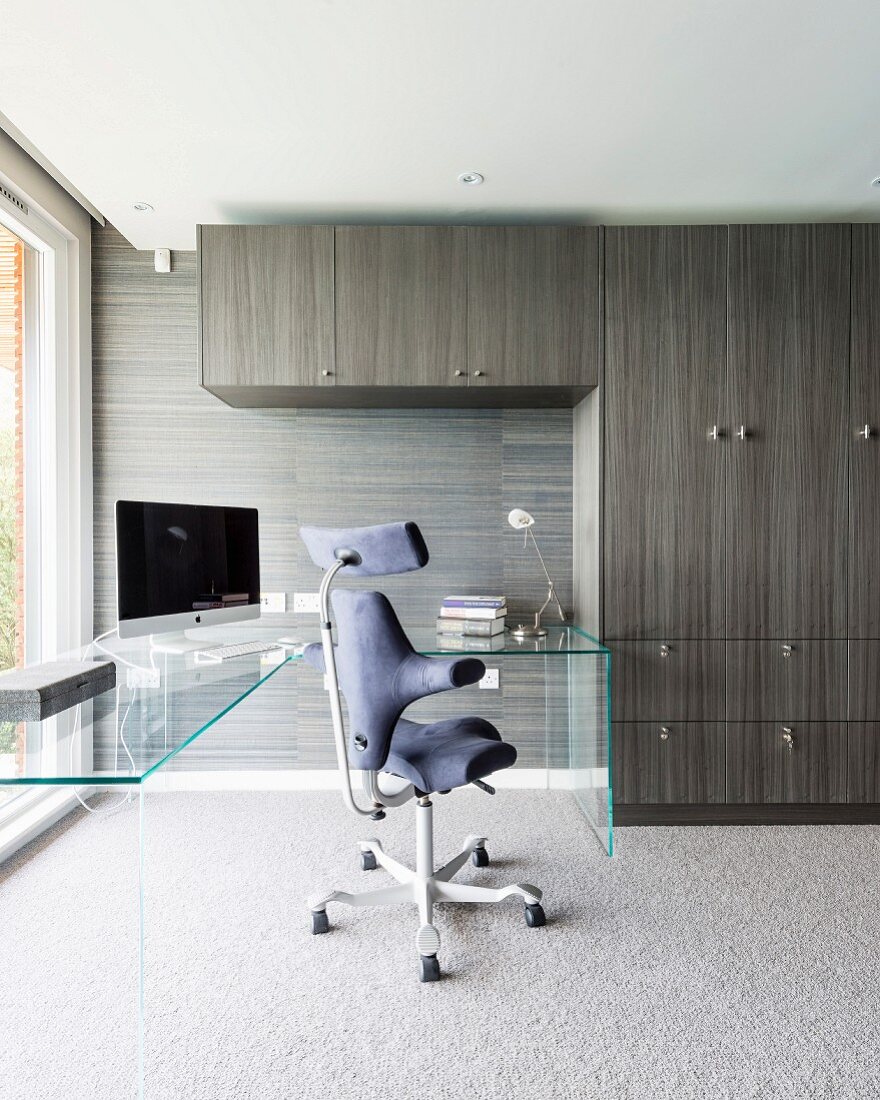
[1,791,879,1100]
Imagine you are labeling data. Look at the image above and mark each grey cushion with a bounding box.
[0,660,116,722]
[385,716,517,792]
[299,522,429,577]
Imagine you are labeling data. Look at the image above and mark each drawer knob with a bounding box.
[321,369,332,377]
[782,644,793,659]
[659,726,670,741]
[860,424,872,439]
[781,727,794,752]
[660,644,670,658]
[454,369,463,377]
[473,370,484,377]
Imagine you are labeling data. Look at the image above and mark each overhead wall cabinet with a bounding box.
[197,224,600,408]
[602,222,880,822]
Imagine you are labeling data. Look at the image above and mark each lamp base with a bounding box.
[509,624,548,639]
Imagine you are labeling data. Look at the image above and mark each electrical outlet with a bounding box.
[479,668,500,690]
[294,592,321,614]
[260,592,286,613]
[126,667,161,690]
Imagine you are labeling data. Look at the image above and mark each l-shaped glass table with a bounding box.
[0,624,611,1097]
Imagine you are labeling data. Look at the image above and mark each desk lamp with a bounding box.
[507,508,566,638]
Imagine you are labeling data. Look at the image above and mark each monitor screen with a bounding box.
[115,501,260,632]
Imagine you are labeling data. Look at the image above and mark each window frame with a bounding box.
[0,182,93,845]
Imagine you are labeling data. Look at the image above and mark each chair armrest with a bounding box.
[397,653,485,698]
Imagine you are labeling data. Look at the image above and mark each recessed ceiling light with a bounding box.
[458,172,484,186]
[132,202,154,212]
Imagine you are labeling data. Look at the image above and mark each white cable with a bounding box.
[87,629,151,673]
[69,684,137,815]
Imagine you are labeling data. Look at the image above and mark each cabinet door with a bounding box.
[611,640,725,722]
[613,723,726,804]
[466,227,599,388]
[850,224,880,637]
[726,641,847,721]
[847,724,880,802]
[335,227,467,388]
[604,226,728,638]
[726,225,849,638]
[848,641,880,720]
[199,225,334,389]
[726,722,846,803]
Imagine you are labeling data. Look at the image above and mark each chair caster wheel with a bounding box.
[360,851,378,871]
[419,955,441,983]
[524,902,546,928]
[311,910,330,935]
[471,846,489,868]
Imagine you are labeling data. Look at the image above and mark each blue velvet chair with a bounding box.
[300,521,545,982]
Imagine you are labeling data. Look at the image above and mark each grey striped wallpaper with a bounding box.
[92,223,577,769]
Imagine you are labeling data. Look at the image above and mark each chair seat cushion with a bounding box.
[384,715,517,793]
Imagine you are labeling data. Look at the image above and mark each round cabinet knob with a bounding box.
[660,726,670,741]
[454,369,463,377]
[782,644,793,659]
[781,727,794,752]
[660,644,671,658]
[473,370,484,377]
[321,369,332,377]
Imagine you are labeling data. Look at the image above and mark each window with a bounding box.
[0,162,91,847]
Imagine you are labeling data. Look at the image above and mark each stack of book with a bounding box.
[437,595,506,647]
[192,592,249,611]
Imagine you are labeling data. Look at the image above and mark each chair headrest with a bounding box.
[299,522,429,576]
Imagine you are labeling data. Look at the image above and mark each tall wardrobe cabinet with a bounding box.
[604,223,864,819]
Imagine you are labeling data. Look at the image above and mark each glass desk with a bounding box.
[0,624,611,1098]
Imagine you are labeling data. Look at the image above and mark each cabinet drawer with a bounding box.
[726,641,846,721]
[611,641,725,722]
[847,724,880,802]
[726,722,846,803]
[612,722,725,804]
[849,642,880,720]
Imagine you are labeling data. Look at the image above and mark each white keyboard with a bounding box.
[193,641,284,663]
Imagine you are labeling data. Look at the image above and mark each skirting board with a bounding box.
[142,768,577,793]
[614,803,880,826]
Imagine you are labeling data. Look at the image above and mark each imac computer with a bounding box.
[115,500,261,653]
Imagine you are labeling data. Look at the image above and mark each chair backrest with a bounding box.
[326,589,418,770]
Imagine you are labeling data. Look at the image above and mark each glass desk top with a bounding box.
[0,624,609,786]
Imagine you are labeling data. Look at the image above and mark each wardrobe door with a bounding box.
[727,723,847,803]
[604,226,728,638]
[613,723,726,804]
[726,225,850,638]
[726,641,847,722]
[611,640,726,722]
[850,224,880,637]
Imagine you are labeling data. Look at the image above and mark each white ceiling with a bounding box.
[2,0,880,250]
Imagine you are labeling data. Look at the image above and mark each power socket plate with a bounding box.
[260,592,286,614]
[479,668,500,690]
[294,592,321,614]
[126,667,161,690]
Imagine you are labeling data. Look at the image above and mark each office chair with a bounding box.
[300,521,545,982]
